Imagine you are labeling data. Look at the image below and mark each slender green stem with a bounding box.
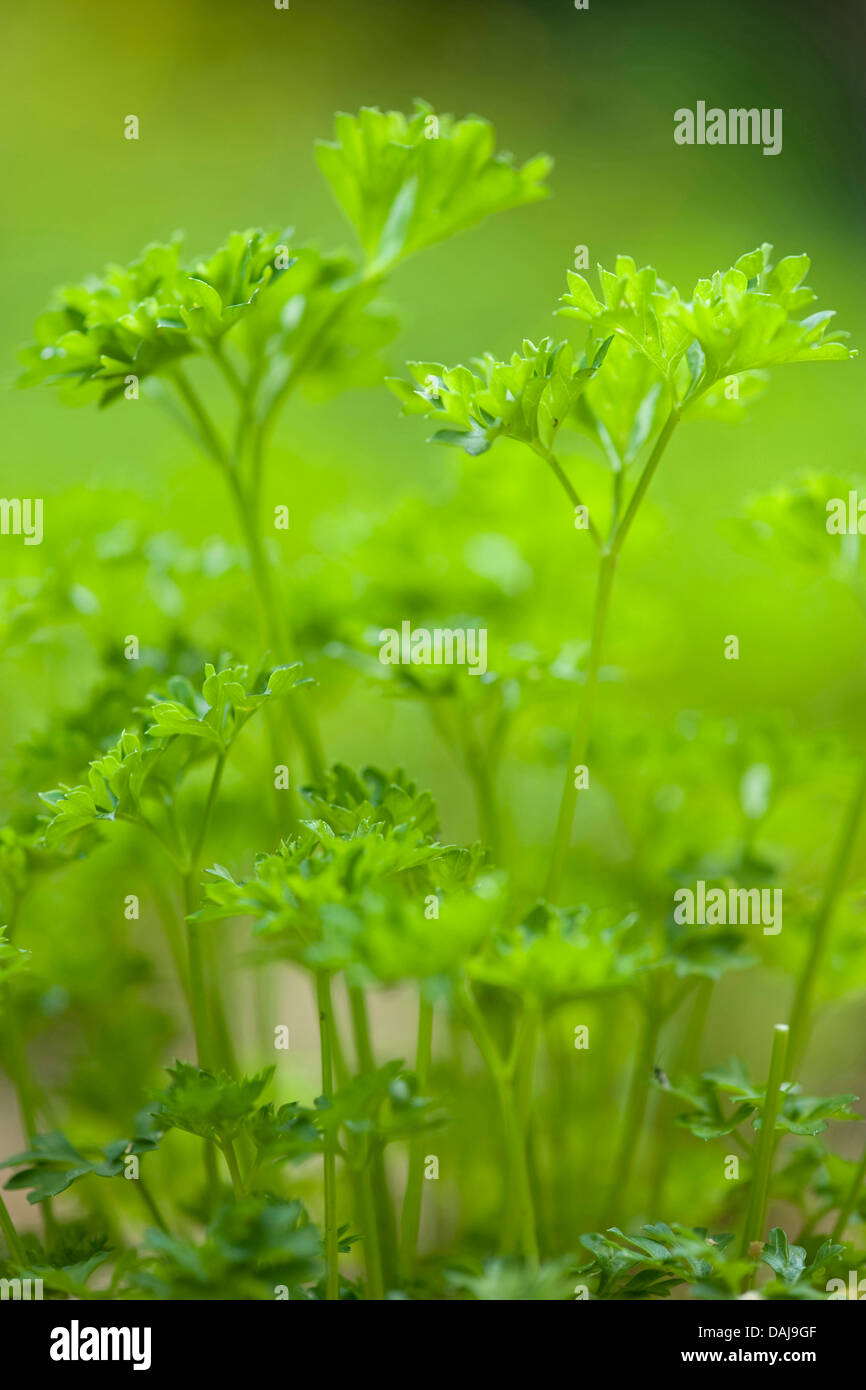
[538,448,602,549]
[649,979,713,1213]
[788,759,866,1073]
[513,1006,541,1128]
[190,754,226,870]
[208,341,246,403]
[333,995,384,1300]
[224,466,325,784]
[182,754,239,1074]
[203,1143,220,1216]
[544,411,680,905]
[611,407,680,556]
[348,984,398,1285]
[316,971,340,1300]
[221,1140,245,1199]
[459,983,538,1263]
[171,367,231,470]
[741,1023,789,1266]
[184,918,213,1069]
[831,1136,866,1242]
[137,1175,169,1233]
[461,716,503,862]
[604,1002,662,1224]
[400,995,434,1279]
[170,367,324,788]
[0,1189,25,1265]
[501,1005,541,1251]
[356,1148,385,1300]
[544,551,616,903]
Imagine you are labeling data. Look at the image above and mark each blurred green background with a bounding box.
[1,0,864,1241]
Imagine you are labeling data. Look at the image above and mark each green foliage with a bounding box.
[0,926,29,985]
[195,764,495,981]
[662,1059,859,1141]
[315,1060,442,1146]
[38,660,300,849]
[150,1063,273,1146]
[578,1223,743,1299]
[18,232,290,407]
[760,1227,843,1290]
[388,336,610,455]
[317,100,551,272]
[577,1221,840,1300]
[1,1121,160,1204]
[558,246,856,415]
[5,85,864,1310]
[133,1198,320,1299]
[446,1255,575,1301]
[468,900,647,1005]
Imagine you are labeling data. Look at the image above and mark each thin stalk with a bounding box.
[544,550,616,903]
[502,1005,541,1251]
[136,1176,169,1234]
[348,984,398,1284]
[459,710,504,862]
[0,1189,25,1265]
[171,368,324,787]
[831,1137,866,1242]
[356,1147,385,1300]
[459,983,538,1263]
[787,759,866,1073]
[316,971,340,1300]
[648,979,713,1214]
[182,754,237,1074]
[221,1140,245,1199]
[400,995,434,1279]
[605,1002,662,1224]
[184,918,213,1069]
[610,408,680,556]
[537,447,602,550]
[171,367,231,470]
[333,991,383,1299]
[544,411,680,905]
[224,467,325,784]
[741,1024,789,1266]
[203,1143,220,1216]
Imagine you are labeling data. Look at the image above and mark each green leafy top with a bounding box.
[578,1222,841,1300]
[468,900,650,1005]
[298,763,440,840]
[317,100,551,272]
[446,1256,575,1301]
[149,1062,274,1146]
[195,763,497,981]
[387,336,610,456]
[134,1197,320,1299]
[18,231,290,407]
[38,661,305,850]
[660,1059,860,1140]
[1,1120,160,1205]
[559,246,856,415]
